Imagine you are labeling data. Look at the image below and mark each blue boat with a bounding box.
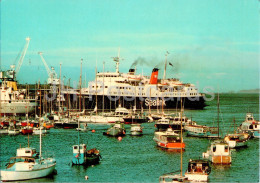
[72,144,101,165]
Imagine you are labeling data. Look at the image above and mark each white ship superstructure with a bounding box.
[0,81,37,115]
[79,54,205,110]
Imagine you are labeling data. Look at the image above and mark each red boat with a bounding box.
[21,127,33,135]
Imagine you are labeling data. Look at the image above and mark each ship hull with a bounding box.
[0,101,37,115]
[81,95,206,111]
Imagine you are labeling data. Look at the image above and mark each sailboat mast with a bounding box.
[79,59,83,112]
[217,93,220,138]
[102,61,105,114]
[95,66,98,116]
[59,63,61,117]
[180,98,183,176]
[39,88,42,158]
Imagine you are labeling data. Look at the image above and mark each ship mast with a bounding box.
[180,97,183,176]
[163,51,169,84]
[112,48,122,73]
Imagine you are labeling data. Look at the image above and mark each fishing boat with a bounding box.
[154,128,185,149]
[237,113,260,138]
[72,144,101,165]
[130,123,143,136]
[224,133,250,148]
[103,122,126,137]
[224,118,250,148]
[202,140,231,164]
[184,159,211,182]
[72,109,101,166]
[185,125,219,138]
[0,128,56,181]
[155,113,193,131]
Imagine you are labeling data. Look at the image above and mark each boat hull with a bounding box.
[0,164,56,181]
[212,155,231,164]
[185,173,208,182]
[0,101,37,116]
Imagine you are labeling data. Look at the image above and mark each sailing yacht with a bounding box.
[0,129,56,181]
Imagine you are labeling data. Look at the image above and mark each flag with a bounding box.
[169,62,173,66]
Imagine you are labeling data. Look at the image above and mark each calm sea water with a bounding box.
[0,93,259,182]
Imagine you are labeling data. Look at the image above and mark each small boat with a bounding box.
[54,118,78,129]
[202,140,231,164]
[20,126,33,135]
[72,144,101,165]
[0,126,8,134]
[155,117,182,131]
[0,147,56,181]
[130,123,143,136]
[72,116,101,166]
[123,114,148,124]
[8,126,20,135]
[33,127,48,135]
[185,124,219,138]
[159,173,188,183]
[153,128,185,149]
[224,133,250,148]
[103,122,126,137]
[237,113,260,138]
[76,123,88,132]
[1,126,56,181]
[184,159,211,182]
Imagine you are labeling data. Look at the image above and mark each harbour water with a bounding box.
[0,93,259,182]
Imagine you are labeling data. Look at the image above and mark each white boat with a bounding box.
[237,113,260,138]
[159,174,188,183]
[76,123,89,131]
[202,140,231,164]
[0,127,56,181]
[33,127,48,135]
[130,123,143,136]
[154,128,185,149]
[224,133,250,148]
[184,159,211,182]
[8,126,20,135]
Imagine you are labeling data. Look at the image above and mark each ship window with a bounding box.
[255,125,257,128]
[249,125,253,129]
[213,145,216,152]
[225,146,228,152]
[73,146,78,150]
[25,150,31,153]
[105,86,108,88]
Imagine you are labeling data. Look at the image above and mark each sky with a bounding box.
[0,0,259,92]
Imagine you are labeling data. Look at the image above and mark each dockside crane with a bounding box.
[38,52,60,85]
[0,37,31,82]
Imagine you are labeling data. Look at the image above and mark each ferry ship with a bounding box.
[79,54,206,110]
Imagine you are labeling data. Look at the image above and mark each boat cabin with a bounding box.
[16,147,37,157]
[73,144,87,154]
[186,159,211,174]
